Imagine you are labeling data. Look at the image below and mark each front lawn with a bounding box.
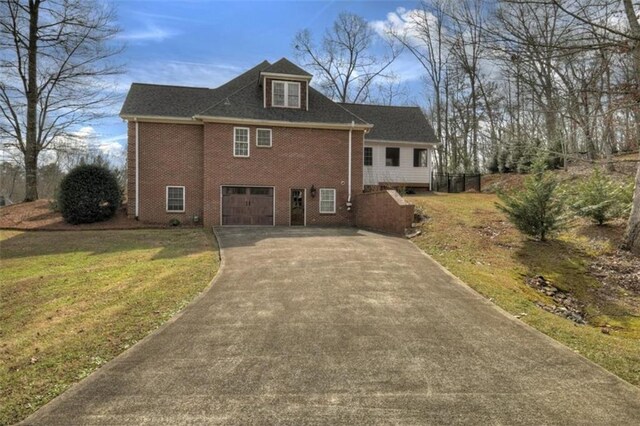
[0,229,219,425]
[408,193,640,387]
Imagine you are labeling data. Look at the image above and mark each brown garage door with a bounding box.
[222,186,274,226]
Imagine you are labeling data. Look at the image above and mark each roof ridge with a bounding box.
[307,86,369,125]
[130,82,211,90]
[339,102,422,109]
[195,62,270,116]
[195,81,252,116]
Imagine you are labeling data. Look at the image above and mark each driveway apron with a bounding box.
[24,227,640,425]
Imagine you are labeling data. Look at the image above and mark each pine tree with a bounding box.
[569,169,629,225]
[496,156,565,241]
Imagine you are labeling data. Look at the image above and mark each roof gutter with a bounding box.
[120,115,201,125]
[365,138,439,146]
[193,115,372,131]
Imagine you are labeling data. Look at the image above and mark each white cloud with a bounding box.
[117,23,179,43]
[371,7,439,45]
[115,60,244,90]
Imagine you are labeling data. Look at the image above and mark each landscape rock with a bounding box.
[527,275,587,324]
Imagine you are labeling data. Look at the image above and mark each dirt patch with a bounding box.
[0,200,167,230]
[590,250,640,297]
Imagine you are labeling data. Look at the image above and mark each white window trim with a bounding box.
[319,188,336,214]
[166,186,185,213]
[256,128,272,147]
[364,146,373,167]
[233,127,250,157]
[271,80,301,108]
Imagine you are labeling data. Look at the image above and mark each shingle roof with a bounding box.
[197,80,366,125]
[119,58,437,142]
[261,58,312,77]
[339,103,437,144]
[121,58,365,125]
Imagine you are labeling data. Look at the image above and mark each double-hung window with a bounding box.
[414,149,428,167]
[319,188,336,214]
[166,186,185,212]
[272,81,300,108]
[234,127,250,157]
[386,147,400,167]
[364,147,373,166]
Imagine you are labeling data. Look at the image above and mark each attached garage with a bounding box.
[221,186,274,226]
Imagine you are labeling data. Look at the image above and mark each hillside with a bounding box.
[482,151,638,193]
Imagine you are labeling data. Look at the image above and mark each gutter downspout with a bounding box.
[135,119,139,218]
[347,121,354,211]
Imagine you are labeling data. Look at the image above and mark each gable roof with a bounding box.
[261,57,312,77]
[339,103,437,144]
[196,78,366,126]
[121,58,367,127]
[119,58,437,143]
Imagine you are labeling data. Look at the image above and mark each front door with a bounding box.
[290,189,305,226]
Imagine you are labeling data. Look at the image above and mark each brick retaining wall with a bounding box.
[355,190,414,235]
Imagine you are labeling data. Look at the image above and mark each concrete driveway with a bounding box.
[26,227,640,425]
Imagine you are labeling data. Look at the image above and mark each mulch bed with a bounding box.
[0,200,168,231]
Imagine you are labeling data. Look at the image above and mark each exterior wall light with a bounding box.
[310,185,316,198]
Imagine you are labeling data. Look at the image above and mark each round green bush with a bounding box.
[58,164,121,224]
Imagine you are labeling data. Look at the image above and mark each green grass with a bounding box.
[0,229,219,425]
[408,193,640,386]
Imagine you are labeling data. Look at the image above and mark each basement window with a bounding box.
[166,186,185,212]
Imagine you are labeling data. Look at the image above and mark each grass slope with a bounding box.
[408,193,640,386]
[0,229,219,425]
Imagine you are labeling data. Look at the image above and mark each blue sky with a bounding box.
[95,0,426,159]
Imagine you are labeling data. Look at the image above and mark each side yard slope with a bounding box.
[408,193,640,387]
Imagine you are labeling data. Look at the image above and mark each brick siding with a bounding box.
[203,123,363,227]
[128,121,204,225]
[128,120,364,227]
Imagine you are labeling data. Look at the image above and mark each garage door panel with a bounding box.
[222,187,273,226]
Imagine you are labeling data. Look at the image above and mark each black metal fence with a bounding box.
[431,173,481,193]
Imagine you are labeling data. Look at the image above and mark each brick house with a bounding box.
[120,58,437,227]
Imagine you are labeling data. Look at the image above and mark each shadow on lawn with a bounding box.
[0,228,215,261]
[514,237,633,321]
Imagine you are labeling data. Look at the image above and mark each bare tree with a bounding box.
[386,0,450,172]
[0,0,122,201]
[536,0,640,250]
[293,11,402,103]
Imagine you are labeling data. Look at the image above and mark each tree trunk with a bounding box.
[621,0,640,251]
[24,0,40,201]
[622,154,640,251]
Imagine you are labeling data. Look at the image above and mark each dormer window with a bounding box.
[272,81,300,108]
